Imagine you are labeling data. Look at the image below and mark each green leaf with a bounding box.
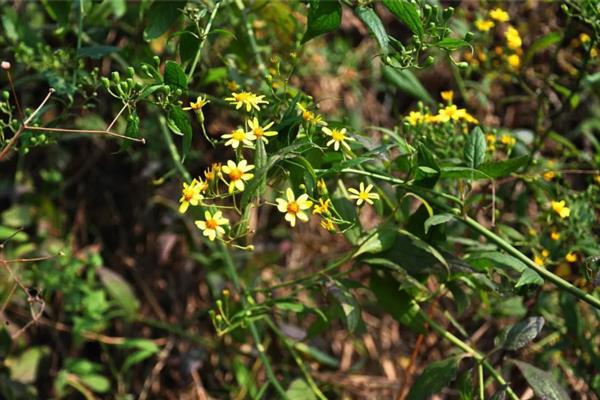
[381,0,423,37]
[328,280,361,333]
[78,45,120,59]
[356,6,389,55]
[515,268,543,287]
[524,32,561,64]
[470,252,527,273]
[164,60,187,90]
[286,379,317,400]
[512,360,569,400]
[424,213,454,234]
[42,0,71,25]
[144,1,186,40]
[354,226,396,257]
[80,374,111,393]
[407,356,461,400]
[436,38,470,51]
[97,267,140,318]
[179,31,200,64]
[275,300,306,313]
[302,0,341,44]
[478,155,529,178]
[440,166,490,180]
[167,106,192,160]
[503,317,544,350]
[464,126,486,169]
[383,66,434,105]
[233,357,258,397]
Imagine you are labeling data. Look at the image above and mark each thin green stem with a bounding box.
[220,242,289,399]
[187,1,222,83]
[235,0,267,76]
[159,115,192,182]
[478,363,485,400]
[420,310,519,400]
[72,0,84,86]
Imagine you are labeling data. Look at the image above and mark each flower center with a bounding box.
[235,92,251,102]
[302,111,313,121]
[229,168,243,181]
[206,219,218,229]
[254,127,264,137]
[183,188,195,201]
[232,130,245,141]
[331,129,345,142]
[287,201,299,214]
[359,192,370,200]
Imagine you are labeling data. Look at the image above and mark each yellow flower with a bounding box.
[441,90,454,103]
[248,117,278,143]
[489,8,509,22]
[222,159,255,193]
[550,231,561,241]
[222,128,256,149]
[204,163,222,182]
[579,33,591,44]
[595,175,600,184]
[317,178,327,193]
[528,227,537,236]
[437,105,463,122]
[227,81,239,91]
[500,134,516,146]
[195,210,229,241]
[313,198,331,215]
[507,54,521,69]
[543,171,556,181]
[196,178,209,193]
[276,188,313,227]
[505,26,522,49]
[458,109,479,124]
[406,111,424,126]
[179,180,203,213]
[565,252,577,263]
[183,95,210,111]
[321,218,336,232]
[322,127,355,151]
[348,182,379,206]
[486,134,497,144]
[225,91,268,112]
[551,200,571,219]
[475,19,495,32]
[542,249,550,258]
[534,255,545,266]
[297,103,327,126]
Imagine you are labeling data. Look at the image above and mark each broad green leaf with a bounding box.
[407,356,461,400]
[164,61,187,90]
[354,226,396,257]
[97,267,140,318]
[302,0,341,43]
[7,347,49,383]
[424,213,454,234]
[464,126,486,169]
[382,66,434,104]
[415,143,440,188]
[436,38,470,50]
[503,317,544,350]
[167,106,192,159]
[144,1,186,40]
[179,31,199,64]
[512,360,569,400]
[42,0,71,25]
[80,374,110,393]
[440,166,490,180]
[0,225,28,242]
[514,269,543,287]
[328,280,361,333]
[286,379,317,400]
[470,251,527,272]
[478,155,529,178]
[356,6,389,55]
[381,0,423,37]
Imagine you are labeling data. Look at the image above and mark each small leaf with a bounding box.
[302,0,341,43]
[515,269,543,288]
[167,106,192,160]
[503,317,544,350]
[512,360,569,400]
[436,38,470,50]
[275,301,305,313]
[144,1,186,40]
[381,0,423,37]
[356,6,389,55]
[407,356,461,400]
[164,60,187,90]
[328,280,361,333]
[424,213,454,234]
[286,379,317,400]
[464,126,486,169]
[354,227,396,257]
[524,32,561,64]
[478,155,529,178]
[97,267,140,318]
[80,374,111,393]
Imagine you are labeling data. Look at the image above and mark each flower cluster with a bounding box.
[404,91,478,127]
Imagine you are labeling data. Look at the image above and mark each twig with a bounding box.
[139,339,175,400]
[107,102,129,131]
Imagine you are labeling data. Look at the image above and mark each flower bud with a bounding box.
[2,91,9,100]
[127,67,135,77]
[111,71,120,82]
[1,61,10,70]
[152,56,160,66]
[100,77,110,88]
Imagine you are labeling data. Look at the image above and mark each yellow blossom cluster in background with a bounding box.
[471,8,523,70]
[404,92,478,127]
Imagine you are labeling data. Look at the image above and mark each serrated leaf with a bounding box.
[167,106,192,160]
[512,360,569,400]
[503,317,544,350]
[424,213,454,234]
[144,1,186,40]
[302,0,341,43]
[464,126,486,169]
[407,356,461,400]
[356,6,389,55]
[164,60,187,90]
[381,0,423,37]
